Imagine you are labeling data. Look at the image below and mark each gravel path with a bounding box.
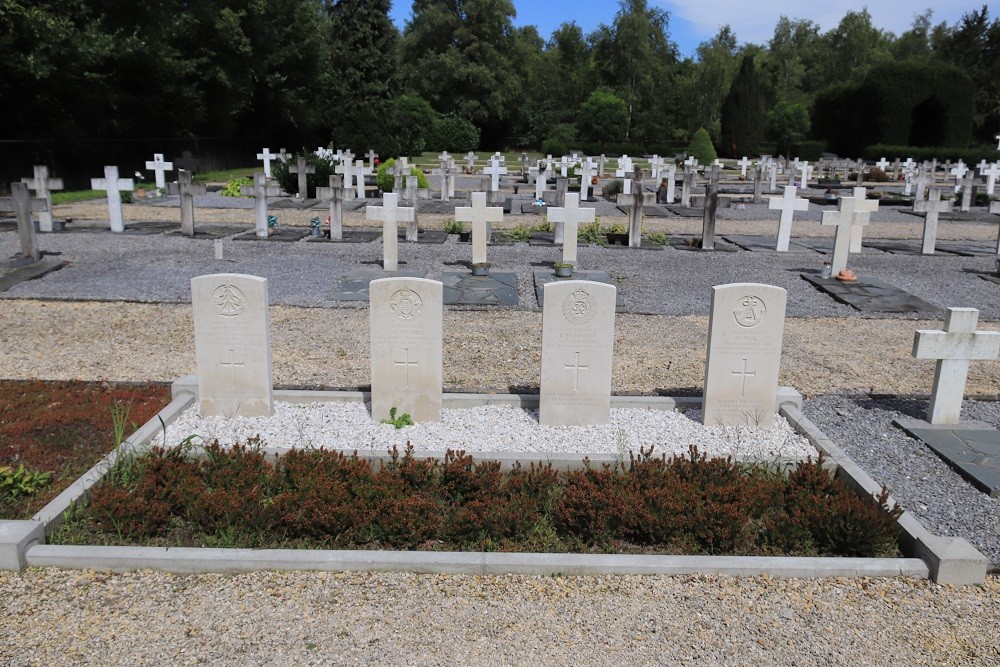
[1,196,998,663]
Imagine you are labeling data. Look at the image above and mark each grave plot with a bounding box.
[896,422,1000,496]
[442,192,517,306]
[329,270,426,302]
[305,228,382,244]
[724,235,815,253]
[165,224,254,240]
[800,273,942,316]
[231,226,311,242]
[667,236,738,252]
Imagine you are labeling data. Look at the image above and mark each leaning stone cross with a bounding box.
[912,307,1000,424]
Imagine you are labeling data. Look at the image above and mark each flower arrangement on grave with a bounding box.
[267,215,278,228]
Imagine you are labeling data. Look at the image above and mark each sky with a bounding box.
[389,1,982,59]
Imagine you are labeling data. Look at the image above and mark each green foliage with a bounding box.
[647,231,667,245]
[380,407,414,430]
[376,158,430,193]
[1,463,51,501]
[221,177,252,198]
[429,114,480,152]
[766,101,811,156]
[503,224,533,242]
[862,144,1000,164]
[720,55,766,158]
[602,179,625,200]
[577,90,628,144]
[272,151,336,199]
[790,140,825,161]
[443,219,463,234]
[578,220,604,244]
[686,128,718,163]
[387,94,437,156]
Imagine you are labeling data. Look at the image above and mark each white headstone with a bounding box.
[768,186,809,251]
[702,283,787,426]
[369,277,443,423]
[144,153,173,189]
[90,166,133,233]
[366,193,414,271]
[913,307,1000,424]
[539,280,617,426]
[191,273,273,418]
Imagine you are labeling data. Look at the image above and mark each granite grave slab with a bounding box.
[305,229,382,244]
[895,418,1000,496]
[725,235,815,253]
[442,271,518,306]
[231,227,311,242]
[800,273,942,315]
[533,270,624,307]
[329,269,426,302]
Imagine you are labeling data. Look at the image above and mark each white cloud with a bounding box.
[659,0,977,46]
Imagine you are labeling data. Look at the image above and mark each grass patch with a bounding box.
[0,380,172,520]
[54,443,902,558]
[52,190,105,205]
[194,167,259,184]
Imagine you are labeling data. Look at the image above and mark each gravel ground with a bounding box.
[164,402,813,459]
[1,195,998,663]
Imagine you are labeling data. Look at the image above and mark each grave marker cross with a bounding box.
[256,148,277,178]
[821,197,866,273]
[768,185,809,251]
[288,156,316,198]
[144,153,173,189]
[548,191,595,265]
[240,172,282,238]
[315,174,344,240]
[737,156,752,178]
[174,151,200,172]
[173,170,207,237]
[913,307,1000,424]
[20,165,63,232]
[90,166,134,233]
[914,187,953,254]
[335,160,358,200]
[455,191,503,265]
[845,187,879,252]
[0,182,46,262]
[366,192,414,271]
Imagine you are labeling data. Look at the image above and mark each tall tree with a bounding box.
[720,54,765,157]
[324,0,399,151]
[933,5,1000,142]
[673,26,739,138]
[399,0,522,147]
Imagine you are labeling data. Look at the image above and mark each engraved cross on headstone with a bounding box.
[912,307,1000,424]
[394,348,419,387]
[220,349,246,389]
[731,359,756,397]
[565,351,590,391]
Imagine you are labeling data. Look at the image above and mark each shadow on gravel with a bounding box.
[854,394,928,420]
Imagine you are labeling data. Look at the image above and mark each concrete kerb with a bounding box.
[1,379,966,583]
[780,404,988,585]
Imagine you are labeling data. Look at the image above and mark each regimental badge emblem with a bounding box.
[389,288,422,320]
[212,284,246,317]
[562,288,597,325]
[733,295,765,328]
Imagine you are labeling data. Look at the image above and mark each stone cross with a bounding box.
[628,168,655,248]
[391,157,410,192]
[737,156,751,178]
[579,158,594,201]
[752,162,764,203]
[339,149,356,165]
[684,156,699,170]
[20,165,63,232]
[680,165,696,207]
[768,161,778,191]
[315,175,344,240]
[288,156,316,198]
[548,192,595,265]
[981,162,999,196]
[465,151,476,172]
[366,192,414,271]
[959,172,976,212]
[649,154,664,180]
[353,160,372,199]
[434,158,456,201]
[914,187,953,255]
[996,133,1000,150]
[787,158,799,186]
[256,148,277,178]
[240,173,282,238]
[335,160,358,200]
[991,200,1000,254]
[437,151,451,170]
[144,153,173,189]
[554,178,570,212]
[949,161,968,192]
[598,154,606,177]
[520,152,529,176]
[535,161,552,201]
[664,163,677,203]
[557,155,570,177]
[367,149,378,170]
[821,197,866,273]
[840,186,879,252]
[855,159,865,186]
[912,307,1000,424]
[90,165,134,233]
[768,186,809,251]
[616,156,634,195]
[701,164,721,250]
[798,161,812,187]
[903,168,915,196]
[174,151,200,172]
[172,169,207,237]
[876,157,889,172]
[0,182,46,262]
[483,158,507,200]
[403,174,421,241]
[455,191,503,265]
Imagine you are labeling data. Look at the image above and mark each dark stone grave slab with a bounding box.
[666,206,702,217]
[894,417,1000,496]
[796,237,884,254]
[934,242,997,257]
[615,205,673,217]
[938,211,997,222]
[398,230,447,244]
[270,198,319,210]
[231,227,311,242]
[532,269,624,307]
[341,200,368,212]
[306,229,382,244]
[329,269,426,301]
[527,232,596,247]
[980,274,1000,285]
[800,273,942,315]
[419,201,464,215]
[442,271,518,306]
[165,224,247,240]
[668,236,738,252]
[602,237,663,251]
[0,257,64,292]
[725,234,815,253]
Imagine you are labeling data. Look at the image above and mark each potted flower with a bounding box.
[309,217,322,237]
[553,261,574,278]
[605,222,628,245]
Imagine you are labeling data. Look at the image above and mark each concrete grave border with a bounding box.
[1,378,986,584]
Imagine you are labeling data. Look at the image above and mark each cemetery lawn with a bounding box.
[0,380,171,520]
[51,190,106,205]
[193,167,258,184]
[53,444,903,559]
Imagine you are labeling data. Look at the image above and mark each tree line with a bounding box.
[2,0,997,158]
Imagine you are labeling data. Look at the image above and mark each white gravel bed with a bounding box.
[163,401,815,460]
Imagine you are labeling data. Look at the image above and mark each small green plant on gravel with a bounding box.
[380,407,414,429]
[1,463,52,501]
[605,221,627,235]
[647,232,667,245]
[221,176,252,197]
[443,219,463,234]
[505,224,533,242]
[532,218,552,233]
[106,400,139,487]
[578,220,604,244]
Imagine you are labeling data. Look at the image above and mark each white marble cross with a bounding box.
[535,161,552,200]
[366,192,414,271]
[483,158,507,192]
[664,163,677,202]
[949,161,968,192]
[144,153,173,189]
[367,149,379,169]
[616,155,634,194]
[340,149,356,165]
[465,151,476,172]
[683,155,699,170]
[547,191,595,265]
[240,172,282,237]
[353,160,372,199]
[455,191,503,264]
[875,157,889,172]
[335,160,358,200]
[913,307,1000,424]
[649,155,664,180]
[315,175,344,240]
[914,187,953,255]
[841,187,879,252]
[20,165,63,232]
[578,158,594,199]
[981,161,1000,196]
[90,165,134,232]
[768,186,809,251]
[821,197,866,273]
[256,148,277,178]
[737,156,751,178]
[288,157,316,198]
[798,161,812,187]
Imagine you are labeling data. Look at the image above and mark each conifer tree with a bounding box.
[720,54,766,157]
